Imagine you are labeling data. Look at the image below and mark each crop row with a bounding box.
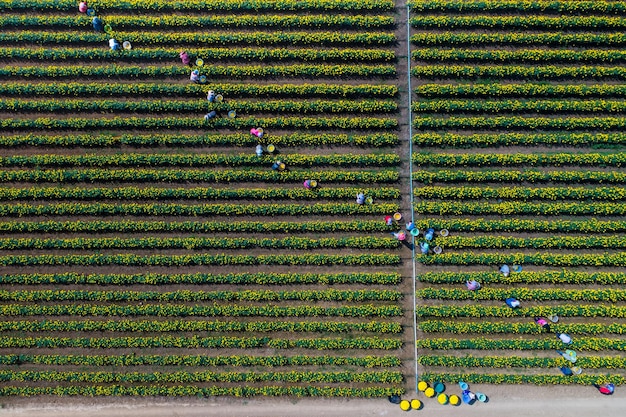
[0,14,396,30]
[0,253,401,267]
[429,235,626,250]
[0,133,399,148]
[411,65,626,80]
[414,83,626,98]
[0,116,398,131]
[14,229,617,257]
[0,319,403,334]
[409,0,626,14]
[0,0,396,12]
[413,169,626,184]
[0,220,399,235]
[0,153,400,168]
[0,336,401,350]
[0,354,401,368]
[0,370,402,384]
[417,252,626,267]
[418,270,626,285]
[414,201,626,216]
[415,186,626,201]
[1,98,398,115]
[0,202,399,216]
[409,16,626,30]
[0,385,403,397]
[412,116,626,131]
[413,152,626,167]
[411,32,626,47]
[415,305,626,319]
[411,218,626,234]
[0,236,399,251]
[0,289,402,302]
[412,99,626,114]
[0,82,398,99]
[2,31,396,47]
[418,321,626,336]
[2,47,395,64]
[0,271,402,286]
[417,288,626,302]
[1,64,396,79]
[412,132,626,148]
[413,48,626,64]
[0,170,399,184]
[415,338,626,351]
[2,304,403,318]
[418,355,626,369]
[419,373,619,386]
[0,187,400,201]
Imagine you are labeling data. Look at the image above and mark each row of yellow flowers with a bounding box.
[0,202,400,216]
[0,14,395,30]
[0,385,404,397]
[0,82,397,98]
[0,319,403,334]
[412,132,626,148]
[2,304,403,318]
[0,335,402,349]
[0,271,402,285]
[0,353,402,367]
[0,288,402,302]
[0,132,399,147]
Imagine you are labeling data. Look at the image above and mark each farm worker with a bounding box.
[303,179,312,189]
[356,193,365,205]
[255,144,263,157]
[534,317,551,332]
[594,383,615,395]
[419,241,429,254]
[271,161,285,171]
[464,390,476,401]
[384,215,393,226]
[500,264,510,277]
[405,221,415,231]
[207,90,216,102]
[556,349,577,363]
[92,17,104,32]
[556,332,572,344]
[79,2,88,13]
[204,111,216,121]
[505,297,520,308]
[250,128,259,137]
[190,70,200,83]
[109,39,120,51]
[392,232,406,241]
[466,280,480,291]
[424,228,435,241]
[179,51,191,65]
[559,366,574,376]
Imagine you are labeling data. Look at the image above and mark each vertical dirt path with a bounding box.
[392,0,419,395]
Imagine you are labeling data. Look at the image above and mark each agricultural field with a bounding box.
[410,0,626,386]
[0,0,409,399]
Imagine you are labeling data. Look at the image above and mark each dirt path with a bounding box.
[2,386,625,417]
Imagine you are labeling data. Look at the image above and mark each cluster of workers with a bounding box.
[82,3,130,51]
[182,56,317,179]
[465,266,616,394]
[378,213,449,253]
